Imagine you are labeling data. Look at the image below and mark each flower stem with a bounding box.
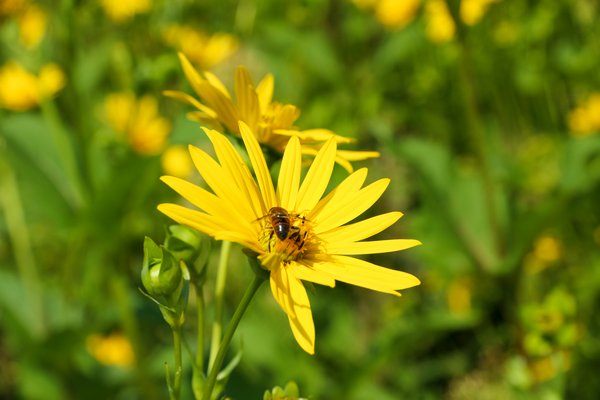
[203,272,264,400]
[172,326,183,400]
[196,284,205,372]
[208,241,232,370]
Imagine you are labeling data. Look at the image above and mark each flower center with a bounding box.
[258,208,316,264]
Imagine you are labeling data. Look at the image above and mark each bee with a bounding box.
[266,206,292,241]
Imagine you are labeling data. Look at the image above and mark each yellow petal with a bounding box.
[295,138,337,212]
[256,73,274,114]
[177,52,205,95]
[277,136,301,211]
[235,66,260,130]
[203,70,231,99]
[319,212,403,243]
[309,168,368,220]
[239,122,277,210]
[196,80,239,133]
[203,128,265,220]
[325,239,422,255]
[336,149,380,161]
[162,90,217,118]
[313,178,390,234]
[160,175,256,237]
[187,145,257,222]
[157,203,223,236]
[288,261,336,287]
[270,264,291,312]
[311,255,421,294]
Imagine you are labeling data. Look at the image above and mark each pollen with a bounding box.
[258,213,316,263]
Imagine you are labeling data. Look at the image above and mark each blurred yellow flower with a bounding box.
[164,26,239,71]
[460,0,499,26]
[100,0,151,22]
[533,236,561,263]
[86,333,135,367]
[159,123,421,354]
[104,92,170,155]
[161,145,194,178]
[425,0,455,43]
[165,53,379,172]
[447,278,471,315]
[18,4,47,48]
[375,0,421,30]
[0,61,65,111]
[568,93,600,137]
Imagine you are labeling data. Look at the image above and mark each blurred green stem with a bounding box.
[445,0,504,262]
[203,271,264,400]
[208,240,231,370]
[196,283,205,372]
[171,326,183,400]
[0,145,45,337]
[40,99,86,209]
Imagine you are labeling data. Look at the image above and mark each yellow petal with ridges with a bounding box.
[203,70,231,99]
[311,255,421,293]
[325,239,422,255]
[235,66,260,130]
[295,138,337,212]
[256,73,274,114]
[203,128,265,219]
[285,268,315,355]
[309,168,368,219]
[240,122,277,210]
[197,81,239,133]
[163,90,217,118]
[177,53,205,95]
[277,136,301,211]
[320,212,403,243]
[314,178,390,234]
[289,261,335,287]
[158,204,223,236]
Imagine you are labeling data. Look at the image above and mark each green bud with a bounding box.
[141,237,182,298]
[165,225,211,279]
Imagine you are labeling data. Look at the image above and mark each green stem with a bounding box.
[172,326,183,400]
[196,284,205,372]
[208,241,232,370]
[203,272,264,400]
[0,146,45,337]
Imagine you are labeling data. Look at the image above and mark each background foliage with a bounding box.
[1,0,600,399]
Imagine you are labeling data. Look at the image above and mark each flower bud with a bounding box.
[141,236,182,299]
[165,224,211,280]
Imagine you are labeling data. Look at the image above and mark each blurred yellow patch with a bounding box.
[104,92,170,155]
[533,236,562,263]
[86,333,135,367]
[529,351,571,384]
[0,61,65,111]
[164,26,239,70]
[0,0,25,15]
[568,93,600,137]
[425,0,455,43]
[460,0,500,26]
[100,0,151,23]
[18,4,47,48]
[447,278,472,315]
[161,145,193,178]
[375,0,421,30]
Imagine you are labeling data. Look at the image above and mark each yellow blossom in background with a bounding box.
[447,278,472,315]
[0,61,65,111]
[104,92,170,155]
[158,123,420,354]
[375,0,421,30]
[568,93,600,137]
[460,0,500,26]
[425,0,455,43]
[164,26,239,71]
[161,145,194,178]
[86,333,135,367]
[100,0,151,23]
[533,236,562,263]
[18,3,47,48]
[165,53,379,172]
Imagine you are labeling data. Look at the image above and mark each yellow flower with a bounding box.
[460,0,499,26]
[165,53,379,172]
[425,0,455,43]
[164,26,239,71]
[375,0,421,30]
[568,93,600,137]
[104,92,170,155]
[161,145,194,178]
[0,61,65,111]
[158,123,421,354]
[100,0,151,23]
[18,4,47,48]
[86,333,135,367]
